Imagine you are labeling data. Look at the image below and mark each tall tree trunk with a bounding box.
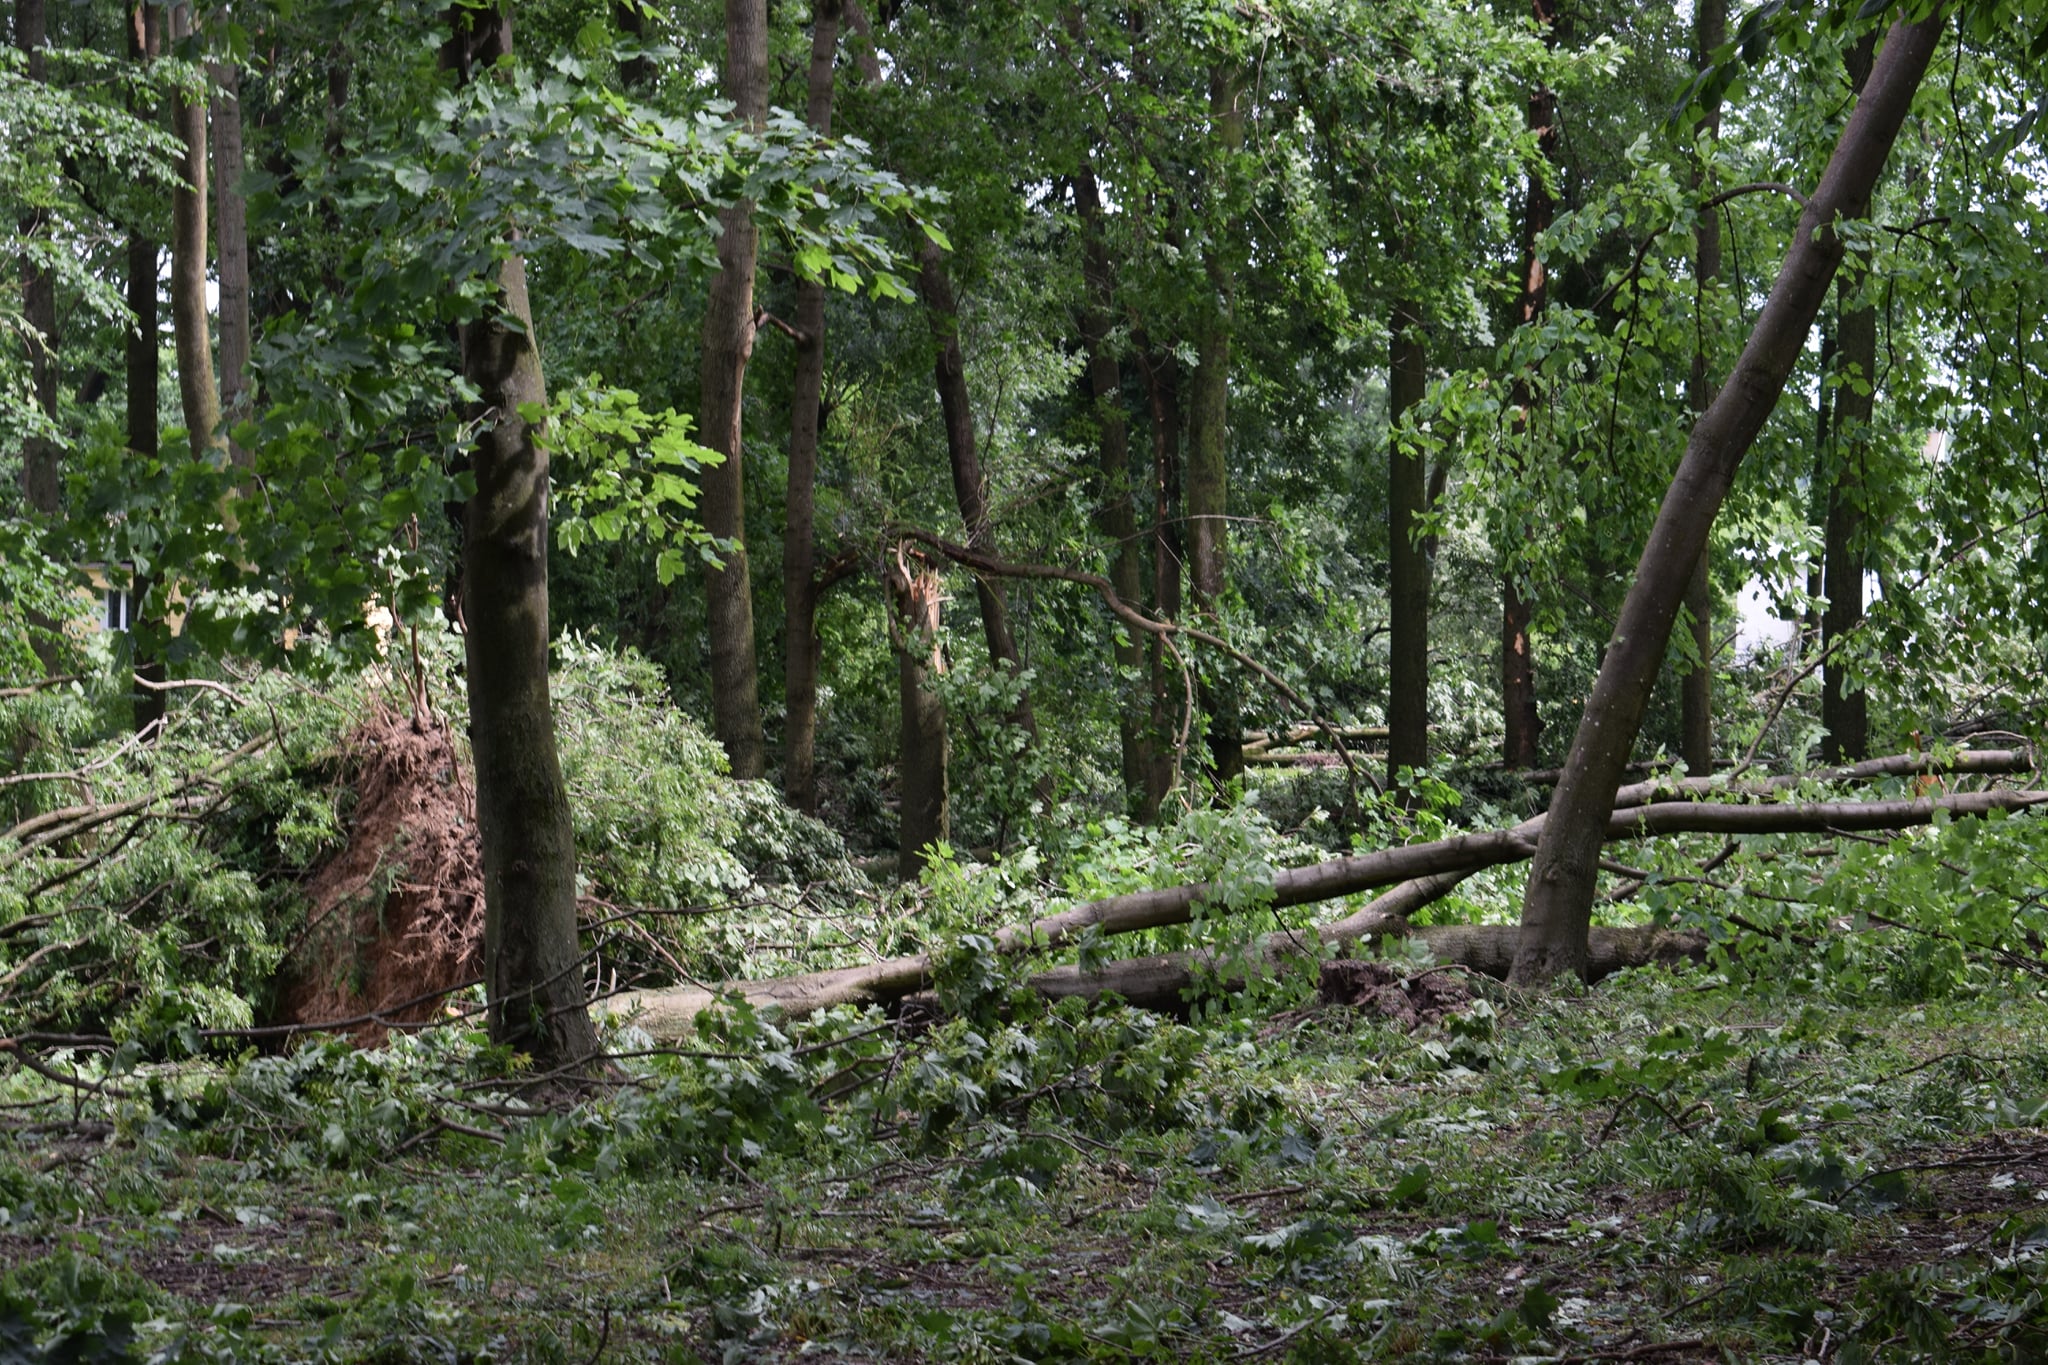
[1140,344,1184,817]
[17,0,60,516]
[1386,298,1430,788]
[1511,10,1945,986]
[1803,325,1837,655]
[916,238,1040,745]
[1680,0,1728,775]
[127,3,166,737]
[1187,62,1243,790]
[888,554,949,880]
[699,0,768,780]
[210,42,250,467]
[1501,0,1560,771]
[166,2,219,462]
[781,0,840,814]
[1075,169,1147,808]
[1822,35,1877,765]
[443,2,602,1069]
[611,0,653,91]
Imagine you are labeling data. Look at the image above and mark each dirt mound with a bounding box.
[1319,959,1474,1030]
[273,708,483,1043]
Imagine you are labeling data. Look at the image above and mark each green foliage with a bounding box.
[549,378,721,586]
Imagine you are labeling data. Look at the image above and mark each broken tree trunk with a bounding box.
[602,750,2035,1033]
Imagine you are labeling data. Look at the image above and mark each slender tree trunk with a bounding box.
[781,0,840,814]
[1803,326,1836,655]
[1823,35,1878,765]
[166,2,219,462]
[888,554,949,879]
[1502,0,1560,771]
[127,3,166,737]
[210,43,250,467]
[1140,345,1184,817]
[1386,298,1430,788]
[1680,0,1728,775]
[1187,63,1244,790]
[699,0,768,780]
[916,237,1040,745]
[1511,9,1946,985]
[443,3,602,1068]
[17,0,60,516]
[1075,169,1147,807]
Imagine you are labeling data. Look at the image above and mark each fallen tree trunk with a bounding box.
[603,766,2039,1033]
[1024,922,1704,1013]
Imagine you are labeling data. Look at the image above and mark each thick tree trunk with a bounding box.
[17,0,60,516]
[1386,297,1430,787]
[1075,169,1147,807]
[1141,345,1184,817]
[1680,0,1727,776]
[166,2,219,462]
[210,48,250,467]
[888,555,949,879]
[611,0,653,91]
[127,4,165,737]
[781,0,840,814]
[607,752,2037,1029]
[1511,10,1946,985]
[446,4,602,1069]
[699,0,768,780]
[916,238,1040,748]
[1823,37,1878,765]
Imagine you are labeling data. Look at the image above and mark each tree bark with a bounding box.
[1186,65,1244,791]
[17,0,60,516]
[1501,0,1560,771]
[445,3,602,1069]
[606,753,2037,1029]
[1075,168,1148,808]
[1511,9,1947,986]
[1386,297,1430,788]
[888,553,949,879]
[127,3,165,738]
[210,45,250,467]
[166,2,219,463]
[1680,0,1728,775]
[611,0,653,91]
[1140,344,1184,817]
[1803,325,1837,655]
[781,0,840,814]
[699,0,768,781]
[1823,35,1878,765]
[916,238,1040,747]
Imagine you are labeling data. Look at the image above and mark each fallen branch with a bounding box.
[604,782,2043,1034]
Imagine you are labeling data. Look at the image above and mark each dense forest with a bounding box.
[4,0,2048,1357]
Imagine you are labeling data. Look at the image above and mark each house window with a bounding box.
[104,586,135,632]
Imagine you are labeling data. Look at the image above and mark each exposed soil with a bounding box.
[1319,959,1475,1029]
[271,709,483,1042]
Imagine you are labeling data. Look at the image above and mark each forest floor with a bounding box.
[5,964,2048,1362]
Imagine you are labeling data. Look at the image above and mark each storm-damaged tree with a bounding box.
[1511,7,1947,985]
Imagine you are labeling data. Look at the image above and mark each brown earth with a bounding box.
[271,708,483,1042]
[1318,959,1475,1029]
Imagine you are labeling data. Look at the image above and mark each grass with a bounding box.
[4,961,2048,1362]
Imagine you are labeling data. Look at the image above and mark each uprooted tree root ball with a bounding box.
[272,708,483,1041]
